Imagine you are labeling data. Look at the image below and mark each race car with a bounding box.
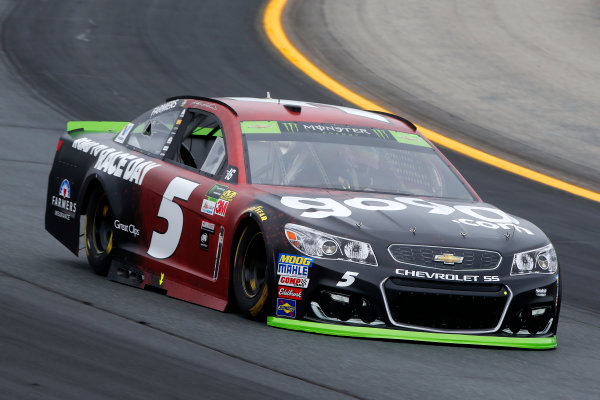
[45,96,560,349]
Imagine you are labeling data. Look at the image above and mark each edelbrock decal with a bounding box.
[278,286,302,300]
[72,138,159,185]
[280,196,532,234]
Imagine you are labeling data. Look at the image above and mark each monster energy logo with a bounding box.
[372,129,390,139]
[282,122,299,132]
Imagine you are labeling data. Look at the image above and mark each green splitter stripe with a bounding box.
[267,317,557,349]
[67,121,130,136]
[389,130,431,148]
[241,121,281,134]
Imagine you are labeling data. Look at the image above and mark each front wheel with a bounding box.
[232,225,269,319]
[84,188,114,276]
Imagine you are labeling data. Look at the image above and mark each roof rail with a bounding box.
[165,96,238,116]
[368,110,417,132]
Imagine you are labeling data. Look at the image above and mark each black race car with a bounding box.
[46,96,560,349]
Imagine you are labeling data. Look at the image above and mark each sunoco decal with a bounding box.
[280,196,533,235]
[276,298,296,318]
[277,253,314,278]
[72,138,159,186]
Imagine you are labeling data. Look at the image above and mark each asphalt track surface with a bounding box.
[287,0,600,192]
[0,1,599,399]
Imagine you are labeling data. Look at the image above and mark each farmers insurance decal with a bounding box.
[72,138,159,185]
[51,179,77,220]
[280,196,534,235]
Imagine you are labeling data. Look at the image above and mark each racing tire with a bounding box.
[84,187,114,276]
[232,225,269,319]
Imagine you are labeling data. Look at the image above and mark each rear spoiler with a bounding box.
[67,121,130,136]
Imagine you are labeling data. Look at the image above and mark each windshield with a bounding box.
[243,121,475,200]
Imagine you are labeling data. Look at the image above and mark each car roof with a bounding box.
[212,97,416,133]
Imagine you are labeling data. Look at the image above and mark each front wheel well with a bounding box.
[226,217,263,313]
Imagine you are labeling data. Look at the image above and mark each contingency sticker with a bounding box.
[240,121,281,134]
[114,123,134,144]
[389,130,431,148]
[278,275,309,288]
[277,253,314,277]
[278,286,302,300]
[201,199,215,215]
[276,298,296,318]
[206,183,228,200]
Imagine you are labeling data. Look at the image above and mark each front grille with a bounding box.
[388,245,501,271]
[382,278,509,332]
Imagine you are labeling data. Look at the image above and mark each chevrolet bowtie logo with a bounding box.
[433,253,464,265]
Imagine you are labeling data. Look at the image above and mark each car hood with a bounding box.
[254,186,549,254]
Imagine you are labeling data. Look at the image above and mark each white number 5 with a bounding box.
[147,177,200,259]
[336,271,359,287]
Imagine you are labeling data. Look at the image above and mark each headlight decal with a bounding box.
[284,223,378,266]
[511,244,558,276]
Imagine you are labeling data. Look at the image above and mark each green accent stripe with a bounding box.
[267,317,557,349]
[192,127,222,137]
[389,130,431,148]
[241,121,281,134]
[67,121,129,136]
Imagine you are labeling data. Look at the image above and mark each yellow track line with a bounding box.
[263,0,600,203]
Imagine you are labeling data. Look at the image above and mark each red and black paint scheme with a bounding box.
[45,96,561,348]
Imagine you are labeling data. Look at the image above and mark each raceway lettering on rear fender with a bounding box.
[72,138,159,185]
[280,196,533,234]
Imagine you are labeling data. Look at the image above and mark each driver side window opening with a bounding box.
[126,109,180,156]
[173,111,227,175]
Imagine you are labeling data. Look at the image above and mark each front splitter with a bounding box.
[267,317,557,349]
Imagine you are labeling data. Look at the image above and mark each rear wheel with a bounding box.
[232,225,269,319]
[84,188,114,276]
